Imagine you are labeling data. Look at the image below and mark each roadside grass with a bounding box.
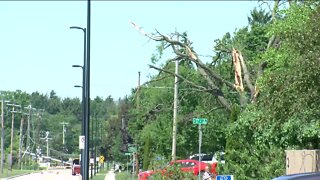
[92,167,108,180]
[115,171,138,180]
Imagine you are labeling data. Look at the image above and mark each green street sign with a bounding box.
[193,118,208,125]
[125,152,132,156]
[129,147,137,153]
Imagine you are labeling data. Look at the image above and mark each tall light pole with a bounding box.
[70,25,86,178]
[85,0,91,179]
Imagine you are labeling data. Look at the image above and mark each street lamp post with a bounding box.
[70,25,86,179]
[85,1,91,180]
[74,82,85,177]
[71,0,91,178]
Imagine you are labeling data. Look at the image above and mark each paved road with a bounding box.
[9,169,81,180]
[5,168,115,180]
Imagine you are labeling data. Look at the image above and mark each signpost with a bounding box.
[128,145,138,175]
[193,118,207,180]
[125,152,131,173]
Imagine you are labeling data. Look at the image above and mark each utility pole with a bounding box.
[24,105,33,163]
[35,109,44,158]
[40,131,52,157]
[60,122,69,145]
[172,32,179,161]
[0,99,9,175]
[137,71,141,110]
[18,115,25,170]
[0,99,3,175]
[135,72,141,175]
[7,103,21,172]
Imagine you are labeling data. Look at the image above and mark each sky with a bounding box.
[0,1,261,100]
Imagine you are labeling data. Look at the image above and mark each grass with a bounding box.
[91,166,109,180]
[115,171,138,180]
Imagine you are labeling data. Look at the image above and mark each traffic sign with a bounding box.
[129,147,137,153]
[99,155,104,163]
[192,118,207,124]
[79,135,85,149]
[216,175,234,180]
[125,152,132,156]
[90,158,94,164]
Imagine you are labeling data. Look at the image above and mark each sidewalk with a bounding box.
[104,169,115,180]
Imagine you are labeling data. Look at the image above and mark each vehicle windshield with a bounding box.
[202,154,213,161]
[191,156,202,161]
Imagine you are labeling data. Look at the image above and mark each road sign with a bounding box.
[99,155,105,163]
[125,152,132,156]
[193,118,207,124]
[216,175,234,180]
[129,147,137,153]
[79,135,85,149]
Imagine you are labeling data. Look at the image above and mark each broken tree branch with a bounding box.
[238,50,255,93]
[148,64,209,92]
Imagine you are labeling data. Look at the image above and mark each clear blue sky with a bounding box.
[0,1,260,100]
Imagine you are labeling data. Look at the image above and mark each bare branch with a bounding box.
[140,75,171,87]
[184,46,235,89]
[259,0,273,12]
[148,64,208,92]
[130,21,232,111]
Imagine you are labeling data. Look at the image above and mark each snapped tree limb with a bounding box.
[148,64,209,92]
[131,21,233,110]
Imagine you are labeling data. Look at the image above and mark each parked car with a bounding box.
[138,159,217,180]
[71,158,81,176]
[189,152,225,164]
[272,172,320,180]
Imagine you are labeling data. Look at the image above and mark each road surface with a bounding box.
[9,169,81,180]
[6,168,116,180]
